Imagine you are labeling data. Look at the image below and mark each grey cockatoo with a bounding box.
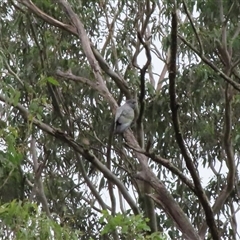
[114,99,137,134]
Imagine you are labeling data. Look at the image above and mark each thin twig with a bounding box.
[178,34,240,92]
[220,201,240,238]
[182,0,203,55]
[75,153,109,211]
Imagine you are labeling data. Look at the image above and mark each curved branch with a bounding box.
[140,1,156,36]
[136,19,156,233]
[55,69,116,103]
[136,32,151,148]
[135,171,201,240]
[56,69,98,88]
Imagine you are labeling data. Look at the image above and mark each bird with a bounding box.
[114,99,137,134]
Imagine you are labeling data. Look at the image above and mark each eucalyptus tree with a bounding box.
[0,0,239,239]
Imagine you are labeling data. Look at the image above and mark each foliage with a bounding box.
[0,0,239,239]
[99,210,167,240]
[0,200,81,240]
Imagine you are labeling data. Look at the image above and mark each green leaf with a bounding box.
[46,76,60,86]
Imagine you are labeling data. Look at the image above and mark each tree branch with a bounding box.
[135,171,201,240]
[29,137,51,217]
[199,82,236,239]
[106,125,117,221]
[90,47,131,99]
[125,143,196,193]
[169,11,219,240]
[178,34,240,92]
[136,32,151,148]
[75,153,109,211]
[16,0,77,35]
[182,0,203,55]
[232,22,240,41]
[56,69,97,88]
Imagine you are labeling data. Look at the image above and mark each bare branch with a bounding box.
[157,63,168,92]
[216,0,235,68]
[0,168,15,190]
[0,50,24,86]
[226,200,238,238]
[140,0,156,36]
[218,0,224,22]
[90,47,131,99]
[101,0,122,56]
[106,126,117,219]
[56,69,98,88]
[81,195,106,213]
[231,58,240,72]
[132,1,155,73]
[232,22,240,41]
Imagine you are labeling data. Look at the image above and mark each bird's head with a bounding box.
[126,99,137,109]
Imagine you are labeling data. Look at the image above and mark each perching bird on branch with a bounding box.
[114,99,137,134]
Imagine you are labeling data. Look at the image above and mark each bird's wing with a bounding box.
[114,104,134,133]
[115,105,124,123]
[116,107,134,124]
